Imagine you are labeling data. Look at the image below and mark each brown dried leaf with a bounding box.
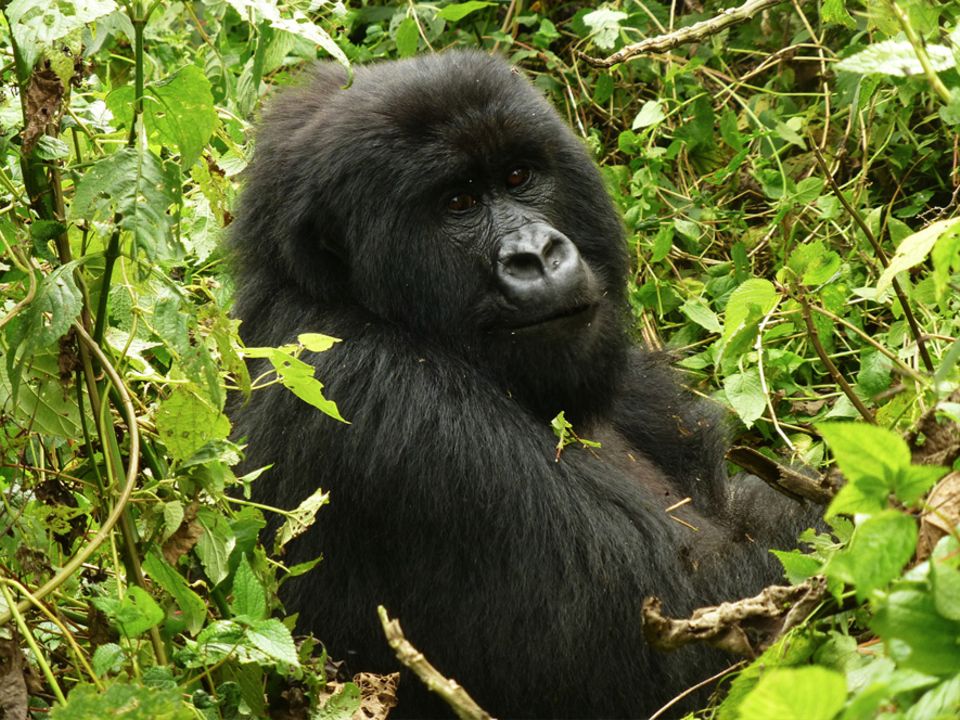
[917,471,960,561]
[161,501,202,565]
[642,577,827,657]
[22,67,63,155]
[0,636,28,720]
[352,672,399,720]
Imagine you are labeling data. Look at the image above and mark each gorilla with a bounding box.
[229,51,808,718]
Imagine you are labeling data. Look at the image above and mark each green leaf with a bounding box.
[895,464,946,507]
[109,66,216,169]
[51,682,191,720]
[395,16,419,58]
[817,422,910,488]
[872,590,960,676]
[821,0,856,29]
[738,666,846,720]
[69,147,180,259]
[718,279,779,366]
[724,368,766,429]
[877,218,960,294]
[823,511,916,600]
[231,554,267,621]
[245,346,347,422]
[837,39,955,77]
[155,388,231,463]
[196,507,237,586]
[91,644,124,677]
[18,262,82,350]
[437,1,495,22]
[583,8,627,51]
[6,0,117,69]
[680,298,721,334]
[0,353,82,439]
[931,536,960,621]
[299,333,342,353]
[112,586,165,638]
[771,550,822,584]
[905,675,960,720]
[143,550,207,635]
[245,618,300,666]
[631,100,665,130]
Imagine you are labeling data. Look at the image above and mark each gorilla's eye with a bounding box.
[506,167,531,188]
[448,193,479,212]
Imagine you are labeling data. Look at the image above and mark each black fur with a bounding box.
[230,52,807,719]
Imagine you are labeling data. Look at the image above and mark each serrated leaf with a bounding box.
[155,388,231,463]
[437,1,495,22]
[7,0,117,68]
[51,682,191,720]
[231,555,267,621]
[823,511,917,600]
[270,12,350,73]
[583,8,627,51]
[738,666,846,720]
[821,0,856,29]
[0,353,82,438]
[19,262,82,349]
[877,218,960,294]
[195,507,236,586]
[109,66,216,169]
[721,279,778,346]
[837,39,955,77]
[872,590,960,676]
[91,644,124,677]
[724,368,766,428]
[817,422,911,487]
[245,618,300,666]
[69,147,180,260]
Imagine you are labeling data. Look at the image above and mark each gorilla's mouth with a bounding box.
[503,303,597,332]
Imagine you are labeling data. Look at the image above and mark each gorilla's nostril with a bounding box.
[503,252,543,280]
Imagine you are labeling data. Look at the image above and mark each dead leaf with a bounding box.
[352,672,399,720]
[22,67,63,156]
[0,636,28,720]
[161,501,202,565]
[917,471,960,561]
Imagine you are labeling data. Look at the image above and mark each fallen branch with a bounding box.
[727,446,839,505]
[579,0,786,68]
[378,606,493,720]
[642,577,827,656]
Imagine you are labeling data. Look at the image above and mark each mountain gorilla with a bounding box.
[229,51,808,718]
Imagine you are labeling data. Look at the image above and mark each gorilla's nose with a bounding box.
[496,225,587,307]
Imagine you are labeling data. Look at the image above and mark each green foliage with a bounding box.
[0,0,959,717]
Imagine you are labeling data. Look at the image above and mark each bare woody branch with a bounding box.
[378,606,494,720]
[579,0,787,68]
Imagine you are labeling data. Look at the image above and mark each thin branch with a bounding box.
[378,606,493,720]
[799,295,875,423]
[809,142,935,373]
[579,0,786,68]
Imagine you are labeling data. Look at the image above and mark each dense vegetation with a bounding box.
[0,1,958,718]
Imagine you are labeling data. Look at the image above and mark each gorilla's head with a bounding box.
[233,52,631,418]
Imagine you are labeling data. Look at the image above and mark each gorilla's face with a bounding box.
[261,53,630,413]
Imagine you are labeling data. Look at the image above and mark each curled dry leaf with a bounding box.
[642,577,827,657]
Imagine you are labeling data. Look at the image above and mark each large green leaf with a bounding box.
[69,147,180,259]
